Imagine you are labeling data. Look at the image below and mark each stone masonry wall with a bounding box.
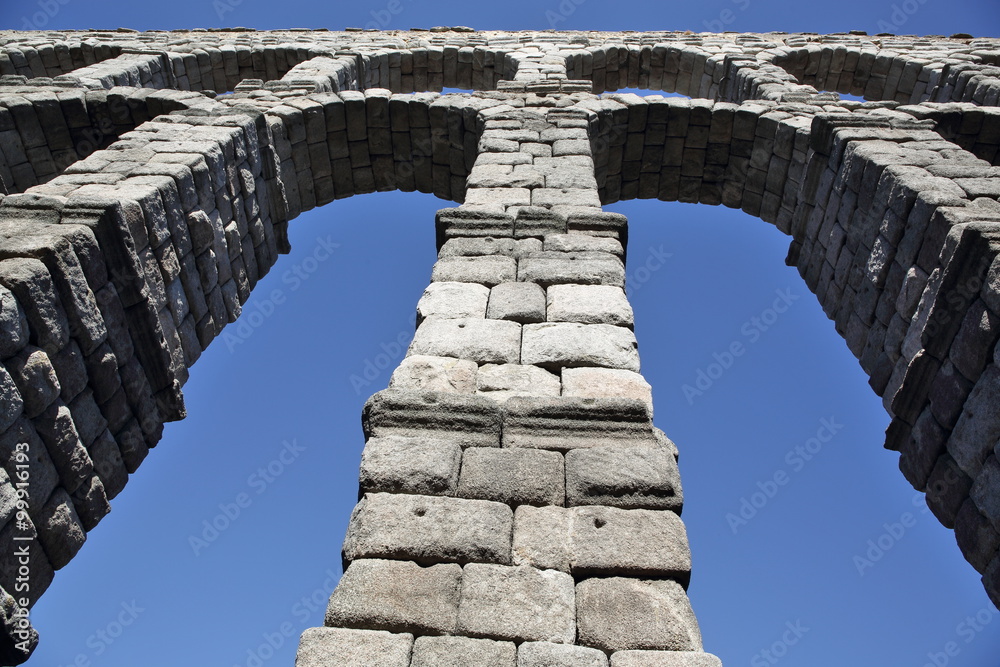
[0,27,997,665]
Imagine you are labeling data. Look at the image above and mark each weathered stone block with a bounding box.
[609,651,723,667]
[325,558,461,635]
[359,435,462,496]
[544,234,623,257]
[519,641,609,667]
[411,635,516,667]
[576,578,702,652]
[458,447,565,506]
[562,368,652,413]
[432,256,517,286]
[547,285,633,326]
[389,355,478,394]
[512,505,690,578]
[363,390,501,448]
[947,364,1000,478]
[417,281,490,321]
[5,348,59,419]
[294,627,412,667]
[503,396,656,451]
[566,445,682,511]
[410,317,521,364]
[519,253,625,287]
[522,323,639,372]
[35,487,85,570]
[477,363,561,401]
[488,282,546,323]
[343,492,513,565]
[458,563,576,644]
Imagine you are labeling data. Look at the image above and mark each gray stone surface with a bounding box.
[294,627,413,667]
[411,635,516,667]
[519,642,609,667]
[325,558,462,635]
[5,348,59,419]
[35,488,85,570]
[566,446,682,511]
[609,652,723,667]
[503,397,657,451]
[358,435,463,496]
[417,282,490,321]
[577,577,702,652]
[519,253,625,288]
[343,492,513,565]
[477,363,562,401]
[389,355,478,394]
[522,323,640,372]
[409,317,521,364]
[458,563,576,644]
[488,282,546,323]
[544,234,623,257]
[546,285,633,326]
[432,256,518,286]
[458,447,565,506]
[512,505,690,577]
[562,368,652,413]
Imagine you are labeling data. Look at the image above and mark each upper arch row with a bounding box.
[1,30,999,105]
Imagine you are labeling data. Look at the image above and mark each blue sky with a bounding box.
[2,1,1000,666]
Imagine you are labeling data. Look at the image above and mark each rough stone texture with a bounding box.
[409,317,521,364]
[477,363,562,401]
[458,447,565,506]
[325,558,462,635]
[458,563,576,644]
[512,505,691,578]
[358,435,463,496]
[519,642,609,667]
[577,578,703,652]
[389,355,478,394]
[562,368,653,413]
[343,492,513,565]
[433,256,517,286]
[488,282,546,323]
[417,282,490,321]
[547,285,634,326]
[411,635,516,667]
[522,323,640,372]
[566,446,682,511]
[610,652,723,667]
[294,628,413,667]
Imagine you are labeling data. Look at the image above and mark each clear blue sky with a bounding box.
[2,2,1000,666]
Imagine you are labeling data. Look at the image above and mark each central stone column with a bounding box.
[295,79,722,667]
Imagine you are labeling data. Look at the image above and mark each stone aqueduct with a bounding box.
[0,26,997,665]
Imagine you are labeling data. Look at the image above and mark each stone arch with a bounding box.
[575,90,1000,593]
